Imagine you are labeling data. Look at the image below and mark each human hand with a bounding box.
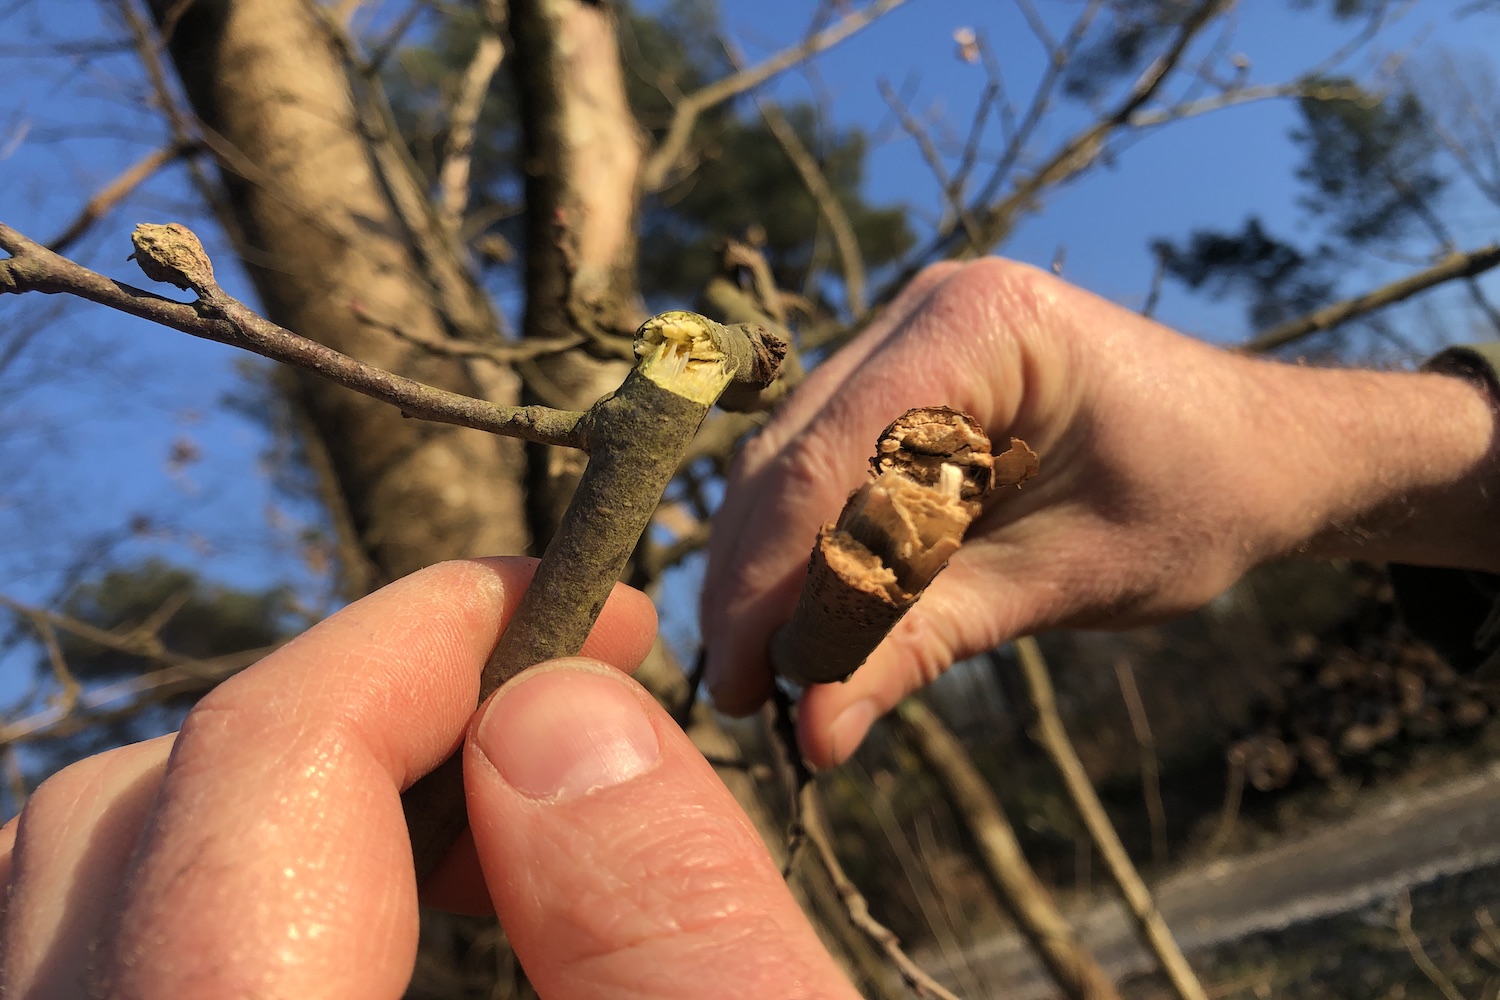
[703,259,1500,767]
[0,558,859,999]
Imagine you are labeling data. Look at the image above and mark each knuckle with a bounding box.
[23,759,103,822]
[937,257,1055,322]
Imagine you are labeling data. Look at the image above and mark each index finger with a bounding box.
[91,557,656,999]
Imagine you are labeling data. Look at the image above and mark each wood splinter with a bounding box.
[772,406,1038,687]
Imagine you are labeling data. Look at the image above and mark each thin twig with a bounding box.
[640,0,909,191]
[766,685,813,877]
[36,621,82,716]
[48,142,200,254]
[0,594,273,751]
[1141,248,1167,319]
[893,697,1121,1000]
[1205,749,1245,860]
[3,746,28,810]
[672,650,709,729]
[1394,891,1468,1000]
[1242,243,1500,354]
[1015,637,1208,1000]
[1114,659,1167,866]
[436,0,506,235]
[639,523,710,583]
[802,783,965,1000]
[364,0,428,76]
[0,223,589,448]
[751,92,869,318]
[878,80,980,247]
[114,0,226,223]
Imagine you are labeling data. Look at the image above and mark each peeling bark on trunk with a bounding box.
[146,0,529,579]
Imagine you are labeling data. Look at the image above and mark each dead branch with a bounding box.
[892,697,1121,1000]
[1113,659,1167,867]
[0,593,275,751]
[0,223,589,448]
[48,141,200,254]
[1242,244,1500,354]
[802,783,964,1000]
[1394,891,1468,1000]
[436,0,506,235]
[1014,637,1208,1000]
[751,93,869,318]
[640,0,909,192]
[877,79,980,249]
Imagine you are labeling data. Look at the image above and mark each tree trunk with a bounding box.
[145,0,530,580]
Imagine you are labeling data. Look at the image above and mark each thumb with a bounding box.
[463,659,860,1000]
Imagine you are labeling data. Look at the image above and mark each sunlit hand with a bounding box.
[703,259,1498,767]
[0,558,860,999]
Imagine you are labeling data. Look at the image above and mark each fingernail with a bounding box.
[475,661,660,802]
[828,699,877,764]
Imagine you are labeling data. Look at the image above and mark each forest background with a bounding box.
[2,0,1500,997]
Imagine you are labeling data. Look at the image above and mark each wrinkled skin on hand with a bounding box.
[703,259,1359,767]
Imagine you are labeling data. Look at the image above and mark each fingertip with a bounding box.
[582,581,659,670]
[463,660,858,1000]
[794,613,951,767]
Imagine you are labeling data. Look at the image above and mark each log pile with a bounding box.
[1230,570,1499,792]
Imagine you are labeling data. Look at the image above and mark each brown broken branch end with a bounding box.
[772,407,1037,686]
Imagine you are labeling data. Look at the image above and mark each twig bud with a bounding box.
[129,223,216,292]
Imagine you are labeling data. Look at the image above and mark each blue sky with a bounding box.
[2,0,1498,672]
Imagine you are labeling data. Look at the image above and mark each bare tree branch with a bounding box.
[1014,637,1208,1000]
[1242,244,1500,354]
[0,593,277,752]
[640,0,909,192]
[1114,659,1167,867]
[878,79,981,248]
[114,0,228,223]
[802,784,965,1000]
[1393,891,1468,1000]
[0,223,590,447]
[48,141,200,254]
[436,0,506,235]
[963,0,1227,257]
[752,92,869,318]
[364,0,429,76]
[893,697,1121,1000]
